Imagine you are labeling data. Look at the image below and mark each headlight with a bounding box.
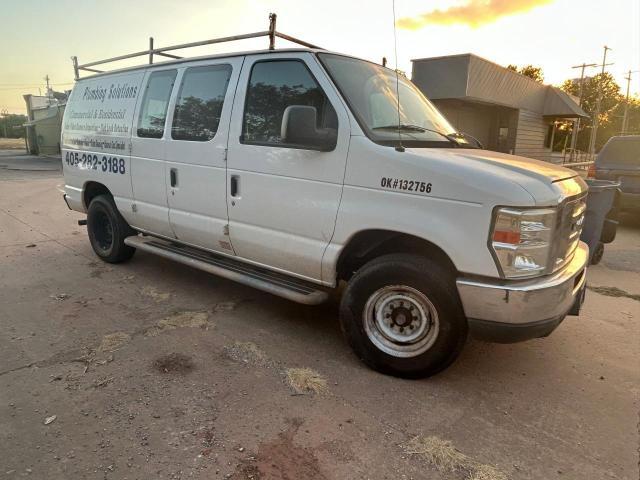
[490,207,557,278]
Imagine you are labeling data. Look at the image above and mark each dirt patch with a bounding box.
[587,285,640,302]
[141,285,171,302]
[285,368,328,395]
[89,267,112,278]
[98,332,131,352]
[405,435,507,480]
[224,342,269,367]
[152,353,194,374]
[231,421,326,480]
[145,311,210,336]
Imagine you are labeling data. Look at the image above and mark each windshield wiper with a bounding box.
[373,124,462,146]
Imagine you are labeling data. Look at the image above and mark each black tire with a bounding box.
[339,254,467,378]
[87,194,136,263]
[590,241,604,265]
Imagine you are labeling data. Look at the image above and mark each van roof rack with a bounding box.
[71,13,322,80]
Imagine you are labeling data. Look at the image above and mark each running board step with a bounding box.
[124,235,329,305]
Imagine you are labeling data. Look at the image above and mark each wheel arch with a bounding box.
[335,229,458,282]
[83,181,112,210]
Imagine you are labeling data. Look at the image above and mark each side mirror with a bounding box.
[281,105,337,151]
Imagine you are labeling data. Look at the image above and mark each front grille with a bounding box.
[551,194,587,272]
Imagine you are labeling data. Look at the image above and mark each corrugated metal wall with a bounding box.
[513,109,551,161]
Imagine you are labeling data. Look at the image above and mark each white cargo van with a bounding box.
[62,23,588,377]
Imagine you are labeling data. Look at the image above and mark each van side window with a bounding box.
[137,70,177,139]
[171,65,232,141]
[242,60,337,145]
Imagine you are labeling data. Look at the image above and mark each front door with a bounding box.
[164,58,243,253]
[226,53,350,282]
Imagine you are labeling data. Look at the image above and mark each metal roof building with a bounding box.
[412,53,588,162]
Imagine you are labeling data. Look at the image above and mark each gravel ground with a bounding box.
[0,156,638,479]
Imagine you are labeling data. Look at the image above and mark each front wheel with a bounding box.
[339,254,467,378]
[87,194,136,263]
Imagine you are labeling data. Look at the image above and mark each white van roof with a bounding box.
[75,47,325,81]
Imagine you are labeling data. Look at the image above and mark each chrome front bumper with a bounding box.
[456,241,588,342]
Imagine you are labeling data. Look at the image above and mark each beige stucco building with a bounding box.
[412,54,588,162]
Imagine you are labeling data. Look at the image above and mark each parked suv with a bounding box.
[61,47,588,378]
[593,135,640,210]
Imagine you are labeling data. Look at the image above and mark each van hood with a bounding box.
[408,148,578,184]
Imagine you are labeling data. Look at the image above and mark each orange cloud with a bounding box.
[397,0,555,29]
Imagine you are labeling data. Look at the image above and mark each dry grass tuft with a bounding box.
[98,332,131,352]
[405,435,508,480]
[224,342,269,367]
[468,464,509,480]
[145,311,210,336]
[285,367,328,395]
[405,435,470,474]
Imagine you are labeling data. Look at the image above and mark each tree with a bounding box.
[0,113,27,138]
[561,73,623,151]
[507,64,544,83]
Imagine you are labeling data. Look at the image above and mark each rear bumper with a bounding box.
[62,185,85,212]
[456,241,588,343]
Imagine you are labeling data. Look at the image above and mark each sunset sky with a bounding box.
[1,0,638,114]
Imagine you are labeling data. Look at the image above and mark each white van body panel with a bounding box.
[61,70,145,221]
[225,52,352,282]
[321,137,538,282]
[164,57,244,253]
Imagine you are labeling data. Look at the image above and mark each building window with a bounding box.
[242,60,337,145]
[171,65,232,142]
[137,70,177,139]
[544,122,554,149]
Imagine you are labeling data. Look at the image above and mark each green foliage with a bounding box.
[507,64,544,83]
[0,113,27,138]
[560,73,630,151]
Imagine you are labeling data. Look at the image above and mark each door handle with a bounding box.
[230,175,239,197]
[170,168,178,187]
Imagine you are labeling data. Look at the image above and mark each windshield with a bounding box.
[318,53,461,147]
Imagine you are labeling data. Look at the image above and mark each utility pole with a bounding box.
[44,75,51,104]
[621,70,640,135]
[569,62,597,160]
[588,46,613,158]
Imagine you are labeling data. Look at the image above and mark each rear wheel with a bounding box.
[339,254,467,378]
[87,195,136,263]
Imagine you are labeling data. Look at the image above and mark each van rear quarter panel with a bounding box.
[62,70,145,221]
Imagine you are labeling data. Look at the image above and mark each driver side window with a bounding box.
[242,60,337,146]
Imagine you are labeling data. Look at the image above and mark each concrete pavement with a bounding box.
[0,159,638,479]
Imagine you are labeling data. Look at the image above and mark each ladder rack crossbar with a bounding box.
[72,14,323,80]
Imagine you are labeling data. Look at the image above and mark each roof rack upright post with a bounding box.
[149,37,154,64]
[268,13,277,50]
[71,56,79,81]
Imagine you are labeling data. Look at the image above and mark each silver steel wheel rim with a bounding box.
[363,285,439,358]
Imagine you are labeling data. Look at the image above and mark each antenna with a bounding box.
[392,0,404,152]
